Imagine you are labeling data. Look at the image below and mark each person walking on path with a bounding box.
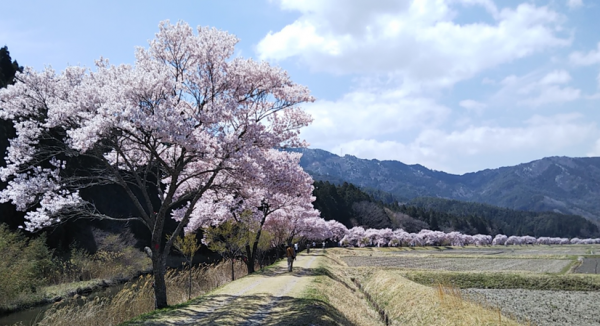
[286,244,296,272]
[306,242,310,254]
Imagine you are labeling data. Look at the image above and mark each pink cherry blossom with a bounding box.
[0,20,314,309]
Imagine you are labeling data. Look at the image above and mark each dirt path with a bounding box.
[136,250,327,325]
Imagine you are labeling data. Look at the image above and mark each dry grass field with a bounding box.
[330,244,600,325]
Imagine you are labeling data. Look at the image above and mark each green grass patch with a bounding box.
[302,283,330,304]
[403,270,600,291]
[560,259,580,274]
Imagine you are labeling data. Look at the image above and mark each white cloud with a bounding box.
[588,139,600,156]
[519,86,580,107]
[567,0,583,9]
[494,70,580,107]
[301,89,451,150]
[329,139,443,170]
[259,1,569,91]
[459,99,487,114]
[481,77,496,85]
[423,114,593,153]
[329,113,596,173]
[539,70,571,85]
[262,1,596,173]
[569,42,600,66]
[500,74,519,86]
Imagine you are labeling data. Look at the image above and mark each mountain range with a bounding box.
[293,148,600,222]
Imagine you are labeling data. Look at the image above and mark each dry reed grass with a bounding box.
[36,260,250,326]
[435,283,464,309]
[47,246,151,285]
[303,257,385,326]
[360,269,523,326]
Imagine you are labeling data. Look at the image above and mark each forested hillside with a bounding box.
[407,197,599,238]
[312,181,600,238]
[295,148,600,222]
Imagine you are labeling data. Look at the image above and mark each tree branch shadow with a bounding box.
[139,294,355,325]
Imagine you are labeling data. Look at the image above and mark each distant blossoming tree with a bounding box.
[0,21,314,308]
[186,150,318,273]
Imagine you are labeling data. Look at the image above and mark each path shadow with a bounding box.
[138,294,355,326]
[256,258,326,279]
[256,266,328,279]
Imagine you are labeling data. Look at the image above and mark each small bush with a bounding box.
[0,224,151,312]
[0,224,53,309]
[46,229,150,285]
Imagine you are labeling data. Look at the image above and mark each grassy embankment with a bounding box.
[300,251,386,326]
[304,248,524,326]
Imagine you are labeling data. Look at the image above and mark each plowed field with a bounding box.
[342,256,571,273]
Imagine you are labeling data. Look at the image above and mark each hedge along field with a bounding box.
[330,245,600,325]
[342,256,571,273]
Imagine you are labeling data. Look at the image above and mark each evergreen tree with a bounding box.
[0,46,22,88]
[0,46,22,229]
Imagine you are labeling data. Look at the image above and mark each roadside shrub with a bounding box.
[0,224,53,309]
[46,228,150,284]
[0,224,151,312]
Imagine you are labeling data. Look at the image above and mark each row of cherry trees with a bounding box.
[293,223,600,247]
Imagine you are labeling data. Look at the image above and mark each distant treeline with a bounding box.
[407,197,599,238]
[312,181,599,238]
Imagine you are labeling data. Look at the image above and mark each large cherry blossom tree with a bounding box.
[0,21,314,308]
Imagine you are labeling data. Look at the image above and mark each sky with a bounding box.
[2,0,600,175]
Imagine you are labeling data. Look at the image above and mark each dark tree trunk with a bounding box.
[152,251,168,309]
[231,258,235,281]
[245,210,268,275]
[188,261,192,300]
[245,244,255,274]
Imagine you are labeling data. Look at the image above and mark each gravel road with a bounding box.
[135,250,326,325]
